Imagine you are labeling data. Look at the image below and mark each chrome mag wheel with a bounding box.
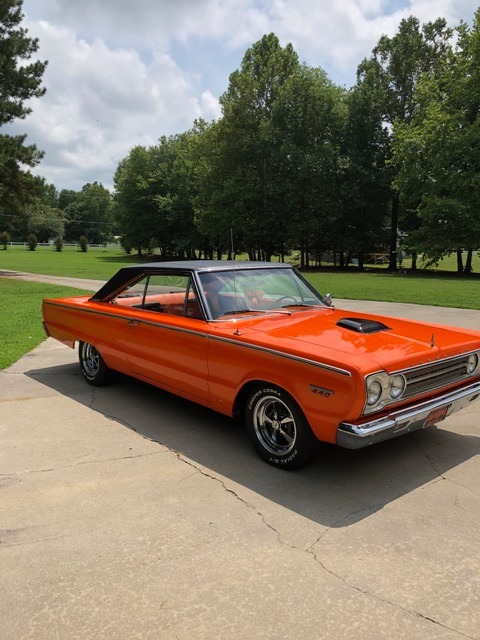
[252,394,297,455]
[245,384,321,469]
[78,341,114,386]
[81,342,100,377]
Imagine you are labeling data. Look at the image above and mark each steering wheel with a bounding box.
[276,296,298,306]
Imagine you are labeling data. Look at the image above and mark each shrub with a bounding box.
[79,236,88,252]
[119,236,132,254]
[0,231,10,249]
[54,236,64,252]
[27,233,38,251]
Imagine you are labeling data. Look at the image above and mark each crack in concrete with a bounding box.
[62,403,479,639]
[411,437,447,479]
[180,450,480,638]
[412,438,480,499]
[88,386,96,409]
[307,542,477,639]
[1,451,164,478]
[145,443,476,639]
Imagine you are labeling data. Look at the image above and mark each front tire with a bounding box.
[245,384,320,470]
[79,341,114,386]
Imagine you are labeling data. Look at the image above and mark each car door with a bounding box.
[113,273,210,403]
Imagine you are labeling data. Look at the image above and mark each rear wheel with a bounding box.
[79,341,114,386]
[245,384,320,470]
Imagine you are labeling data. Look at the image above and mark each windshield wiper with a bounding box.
[222,308,292,316]
[223,308,269,315]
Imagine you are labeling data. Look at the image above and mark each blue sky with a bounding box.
[12,0,480,191]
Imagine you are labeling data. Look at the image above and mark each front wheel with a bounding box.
[245,384,320,470]
[79,341,114,386]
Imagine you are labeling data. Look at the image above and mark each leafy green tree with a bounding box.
[40,183,59,208]
[340,61,391,268]
[149,131,203,258]
[63,182,113,244]
[198,34,301,261]
[114,131,204,258]
[27,203,65,242]
[114,146,161,255]
[392,10,480,272]
[194,119,237,258]
[0,0,47,233]
[270,65,346,266]
[359,16,453,269]
[57,189,77,211]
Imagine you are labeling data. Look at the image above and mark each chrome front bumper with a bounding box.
[337,382,480,449]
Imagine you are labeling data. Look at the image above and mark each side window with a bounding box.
[112,277,148,306]
[111,274,202,318]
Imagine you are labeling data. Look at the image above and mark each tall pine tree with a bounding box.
[0,0,47,234]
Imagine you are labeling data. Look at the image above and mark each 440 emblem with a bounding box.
[310,384,334,398]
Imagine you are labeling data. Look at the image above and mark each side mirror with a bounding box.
[325,293,333,307]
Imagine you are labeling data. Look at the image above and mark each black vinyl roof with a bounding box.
[90,260,293,301]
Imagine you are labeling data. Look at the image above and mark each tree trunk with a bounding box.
[358,251,364,270]
[465,250,473,274]
[456,249,463,274]
[411,251,417,271]
[388,191,399,271]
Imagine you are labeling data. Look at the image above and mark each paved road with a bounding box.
[1,271,480,639]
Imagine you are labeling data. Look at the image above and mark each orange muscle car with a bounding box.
[42,261,480,469]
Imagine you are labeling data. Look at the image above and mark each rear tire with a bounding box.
[79,341,114,386]
[245,384,320,470]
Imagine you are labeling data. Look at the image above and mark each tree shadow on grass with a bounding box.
[95,254,173,265]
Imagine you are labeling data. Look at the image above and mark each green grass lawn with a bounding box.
[306,271,480,310]
[1,245,479,370]
[1,244,479,307]
[0,244,134,279]
[0,279,89,370]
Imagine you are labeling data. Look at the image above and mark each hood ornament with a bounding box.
[430,333,436,348]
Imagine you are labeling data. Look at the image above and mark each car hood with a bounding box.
[241,307,480,372]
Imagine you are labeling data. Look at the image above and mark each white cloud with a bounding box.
[13,0,480,190]
[16,16,222,190]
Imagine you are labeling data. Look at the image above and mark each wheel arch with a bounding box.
[233,378,303,420]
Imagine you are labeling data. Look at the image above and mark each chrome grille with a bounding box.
[402,354,473,399]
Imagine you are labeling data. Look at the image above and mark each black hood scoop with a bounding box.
[337,317,391,334]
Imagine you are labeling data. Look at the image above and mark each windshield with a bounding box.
[198,267,326,319]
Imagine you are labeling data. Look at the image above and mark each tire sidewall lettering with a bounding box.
[248,387,281,411]
[269,449,298,465]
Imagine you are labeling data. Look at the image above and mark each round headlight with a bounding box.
[467,353,478,374]
[367,379,383,406]
[389,374,406,399]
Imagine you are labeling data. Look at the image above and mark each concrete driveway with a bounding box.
[1,272,480,639]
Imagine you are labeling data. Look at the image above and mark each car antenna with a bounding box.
[231,227,241,335]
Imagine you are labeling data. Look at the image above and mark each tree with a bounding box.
[63,183,113,244]
[0,0,47,233]
[392,10,480,272]
[270,65,346,266]
[27,203,65,242]
[149,131,203,258]
[340,61,391,268]
[114,146,161,255]
[198,34,301,261]
[359,17,453,270]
